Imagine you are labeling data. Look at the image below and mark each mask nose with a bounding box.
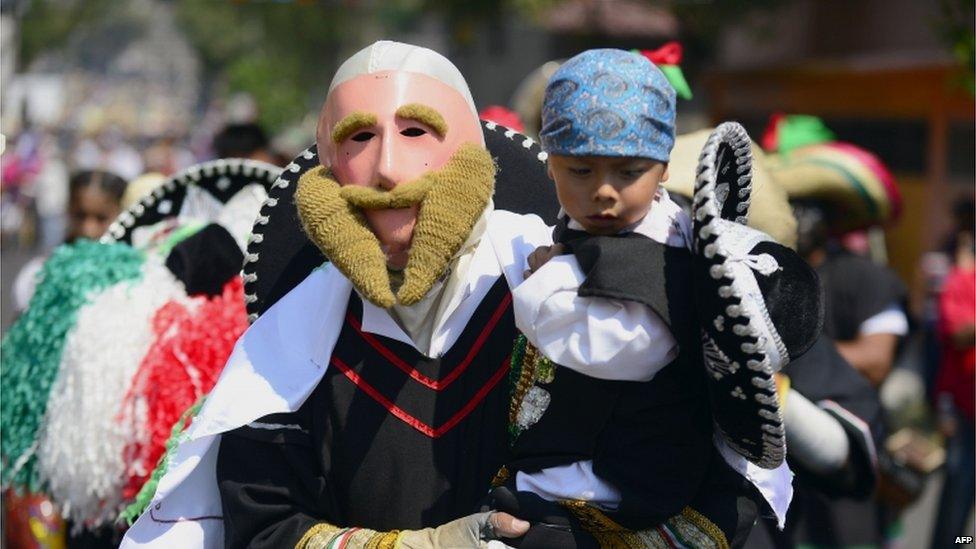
[375,132,407,190]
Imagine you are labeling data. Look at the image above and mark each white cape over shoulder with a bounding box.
[121,211,550,548]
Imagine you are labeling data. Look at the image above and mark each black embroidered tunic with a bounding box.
[216,278,516,547]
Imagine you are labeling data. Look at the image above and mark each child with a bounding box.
[13,170,127,312]
[488,49,808,548]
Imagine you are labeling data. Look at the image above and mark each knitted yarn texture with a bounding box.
[296,166,394,307]
[296,143,495,307]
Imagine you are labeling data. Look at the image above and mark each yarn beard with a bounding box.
[296,143,495,308]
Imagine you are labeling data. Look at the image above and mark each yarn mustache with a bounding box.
[296,143,495,308]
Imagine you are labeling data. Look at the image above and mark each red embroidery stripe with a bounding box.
[657,525,679,549]
[331,354,511,438]
[347,292,512,391]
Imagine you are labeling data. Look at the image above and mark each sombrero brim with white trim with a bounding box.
[765,142,901,231]
[242,120,560,321]
[692,122,823,469]
[102,158,281,245]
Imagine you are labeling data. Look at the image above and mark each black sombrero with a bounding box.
[242,120,560,322]
[692,122,823,468]
[101,158,281,297]
[102,159,281,245]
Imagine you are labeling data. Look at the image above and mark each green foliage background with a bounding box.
[14,0,976,133]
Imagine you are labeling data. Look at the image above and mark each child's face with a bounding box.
[67,186,121,242]
[548,154,668,235]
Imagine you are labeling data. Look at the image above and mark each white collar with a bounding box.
[359,215,503,358]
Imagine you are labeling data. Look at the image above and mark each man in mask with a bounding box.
[122,41,777,548]
[121,40,555,549]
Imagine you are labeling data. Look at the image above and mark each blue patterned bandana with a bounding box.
[540,49,676,162]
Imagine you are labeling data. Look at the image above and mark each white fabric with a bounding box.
[714,435,794,530]
[12,255,45,312]
[120,210,551,548]
[380,202,493,357]
[329,40,478,118]
[514,256,677,382]
[515,461,621,510]
[178,184,270,252]
[858,304,910,337]
[783,389,850,476]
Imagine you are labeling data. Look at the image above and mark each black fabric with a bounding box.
[553,219,696,335]
[751,241,824,360]
[217,415,329,549]
[217,278,516,545]
[687,448,762,549]
[816,248,909,342]
[246,122,561,319]
[164,223,244,297]
[783,335,883,499]
[65,523,124,549]
[505,237,716,530]
[483,123,560,226]
[743,335,885,548]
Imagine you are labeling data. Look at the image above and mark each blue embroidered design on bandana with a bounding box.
[540,49,676,162]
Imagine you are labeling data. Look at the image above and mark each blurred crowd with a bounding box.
[0,116,290,256]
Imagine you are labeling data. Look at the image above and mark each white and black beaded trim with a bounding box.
[243,146,319,323]
[692,121,753,230]
[692,122,785,469]
[481,120,550,164]
[243,121,550,323]
[100,158,281,244]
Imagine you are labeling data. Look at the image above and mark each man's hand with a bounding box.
[524,244,566,279]
[397,511,529,548]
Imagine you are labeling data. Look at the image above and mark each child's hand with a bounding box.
[524,244,566,279]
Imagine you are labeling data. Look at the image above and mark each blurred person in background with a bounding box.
[785,201,911,547]
[12,170,127,312]
[211,122,282,165]
[919,199,976,395]
[793,201,910,387]
[930,214,975,549]
[5,169,127,548]
[143,134,195,176]
[745,335,884,549]
[1,130,43,248]
[99,128,143,181]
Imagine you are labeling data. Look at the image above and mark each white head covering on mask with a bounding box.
[329,40,478,119]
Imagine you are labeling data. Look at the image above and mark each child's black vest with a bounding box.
[507,229,713,530]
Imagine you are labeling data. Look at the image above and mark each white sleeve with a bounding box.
[858,304,910,337]
[783,389,850,475]
[485,210,554,290]
[512,255,678,382]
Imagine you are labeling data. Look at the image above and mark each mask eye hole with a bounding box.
[400,127,427,137]
[351,131,375,142]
